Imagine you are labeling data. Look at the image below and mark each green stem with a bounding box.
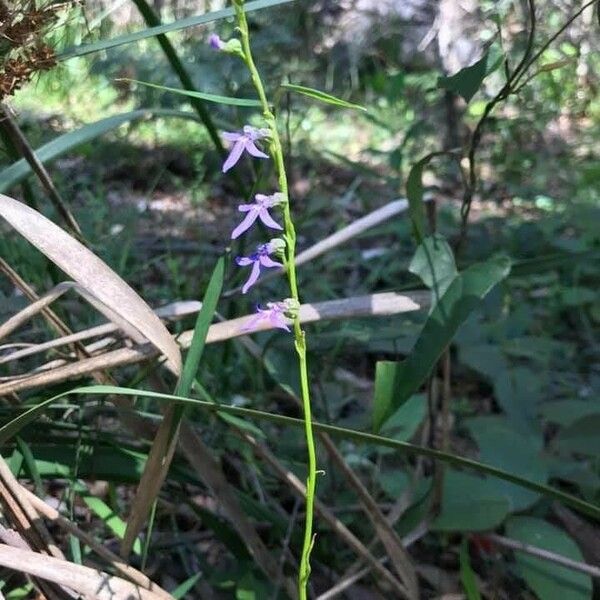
[233,2,317,597]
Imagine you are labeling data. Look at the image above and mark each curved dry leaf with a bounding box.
[0,193,181,374]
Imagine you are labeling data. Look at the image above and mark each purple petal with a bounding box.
[236,256,253,266]
[238,204,255,212]
[222,131,242,142]
[259,255,283,268]
[209,34,225,50]
[270,312,291,332]
[242,312,266,332]
[231,210,259,239]
[222,140,245,172]
[258,208,283,231]
[242,261,262,294]
[244,139,269,159]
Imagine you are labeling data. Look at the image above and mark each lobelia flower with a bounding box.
[222,125,270,173]
[231,192,285,239]
[208,34,226,50]
[236,238,285,294]
[243,301,291,332]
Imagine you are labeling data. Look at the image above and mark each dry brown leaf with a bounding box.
[0,193,181,374]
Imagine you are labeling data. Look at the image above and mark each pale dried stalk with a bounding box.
[20,487,172,597]
[487,533,600,579]
[0,543,172,600]
[0,301,202,366]
[0,292,427,396]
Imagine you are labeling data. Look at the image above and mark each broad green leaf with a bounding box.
[0,109,201,193]
[409,234,457,307]
[432,470,510,531]
[493,367,541,434]
[460,539,482,600]
[123,79,261,107]
[539,400,600,427]
[506,516,592,600]
[465,416,548,511]
[59,0,295,60]
[5,385,599,520]
[373,255,511,430]
[379,394,427,445]
[438,52,489,103]
[281,83,366,111]
[555,415,600,457]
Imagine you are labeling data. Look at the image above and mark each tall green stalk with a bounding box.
[232,2,317,596]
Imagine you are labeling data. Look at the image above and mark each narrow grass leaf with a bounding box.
[59,0,295,60]
[122,257,225,557]
[4,385,599,521]
[373,256,511,431]
[281,83,367,111]
[0,194,181,373]
[0,109,202,193]
[460,539,482,600]
[122,79,261,107]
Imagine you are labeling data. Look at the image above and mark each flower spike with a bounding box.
[231,192,285,239]
[222,125,270,172]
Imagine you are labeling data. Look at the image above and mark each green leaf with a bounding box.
[59,0,295,60]
[506,517,592,600]
[409,234,457,307]
[539,400,600,427]
[123,79,261,107]
[460,539,482,600]
[172,574,202,599]
[280,83,366,111]
[176,257,225,398]
[3,385,600,520]
[438,53,489,103]
[0,109,201,193]
[555,415,600,457]
[80,493,142,555]
[465,417,548,511]
[373,255,511,430]
[432,470,510,531]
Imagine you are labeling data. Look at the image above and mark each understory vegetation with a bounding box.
[0,0,599,598]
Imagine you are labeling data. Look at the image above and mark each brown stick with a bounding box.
[0,106,83,238]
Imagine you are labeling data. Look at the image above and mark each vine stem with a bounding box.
[233,2,318,597]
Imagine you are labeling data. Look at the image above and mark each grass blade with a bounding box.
[4,384,599,521]
[0,109,201,193]
[59,0,295,60]
[281,83,366,111]
[121,258,225,557]
[121,79,261,107]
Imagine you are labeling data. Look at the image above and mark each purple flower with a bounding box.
[222,126,270,173]
[236,239,284,294]
[243,302,291,332]
[231,192,284,239]
[209,34,225,50]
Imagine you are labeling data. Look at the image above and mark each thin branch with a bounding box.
[487,533,600,579]
[0,291,427,395]
[0,106,83,238]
